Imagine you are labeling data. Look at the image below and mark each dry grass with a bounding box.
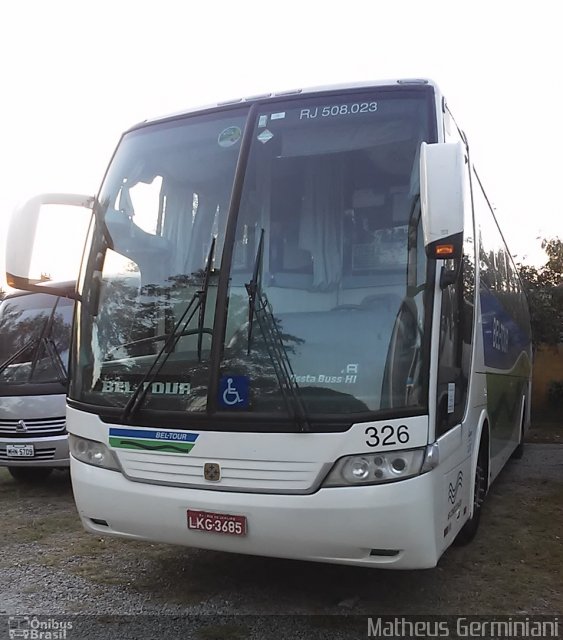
[526,421,562,444]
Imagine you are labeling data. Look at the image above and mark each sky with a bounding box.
[1,0,561,289]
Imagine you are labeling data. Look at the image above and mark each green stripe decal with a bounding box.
[109,437,196,454]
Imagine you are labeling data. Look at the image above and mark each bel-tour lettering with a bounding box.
[155,431,190,440]
[101,380,191,395]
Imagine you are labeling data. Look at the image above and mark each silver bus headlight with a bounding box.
[69,434,121,472]
[322,448,426,487]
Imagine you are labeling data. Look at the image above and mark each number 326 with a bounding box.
[365,425,410,447]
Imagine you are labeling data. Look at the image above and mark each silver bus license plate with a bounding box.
[187,509,247,536]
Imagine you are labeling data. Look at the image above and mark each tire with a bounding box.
[8,467,53,483]
[453,443,487,546]
[511,420,525,460]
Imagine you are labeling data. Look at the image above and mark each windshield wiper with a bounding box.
[120,239,217,422]
[245,229,264,355]
[245,230,310,432]
[31,298,68,385]
[0,298,69,384]
[197,237,215,361]
[108,239,217,363]
[0,337,40,377]
[42,338,69,385]
[0,337,68,385]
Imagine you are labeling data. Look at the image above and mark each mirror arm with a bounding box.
[440,259,462,289]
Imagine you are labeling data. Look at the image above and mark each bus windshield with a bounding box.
[73,88,434,423]
[0,292,73,389]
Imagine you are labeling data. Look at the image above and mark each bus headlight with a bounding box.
[322,448,425,487]
[69,434,121,472]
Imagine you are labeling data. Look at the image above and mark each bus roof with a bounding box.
[128,78,443,133]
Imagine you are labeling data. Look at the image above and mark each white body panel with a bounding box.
[72,457,440,568]
[68,408,473,569]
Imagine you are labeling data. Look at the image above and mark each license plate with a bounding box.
[6,444,35,458]
[187,509,247,536]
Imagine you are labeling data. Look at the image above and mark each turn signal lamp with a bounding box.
[435,244,455,257]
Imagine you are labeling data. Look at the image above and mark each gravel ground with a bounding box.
[0,443,561,639]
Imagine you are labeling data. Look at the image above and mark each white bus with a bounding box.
[0,288,73,482]
[6,79,531,568]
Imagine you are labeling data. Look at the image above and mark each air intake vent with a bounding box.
[89,518,109,527]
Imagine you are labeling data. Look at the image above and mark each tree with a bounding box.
[517,238,563,347]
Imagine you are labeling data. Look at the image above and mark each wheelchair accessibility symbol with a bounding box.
[219,375,249,408]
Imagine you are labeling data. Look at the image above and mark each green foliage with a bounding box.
[517,237,563,347]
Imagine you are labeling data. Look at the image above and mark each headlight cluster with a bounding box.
[323,448,426,487]
[69,434,121,471]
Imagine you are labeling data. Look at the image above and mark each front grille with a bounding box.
[117,451,326,493]
[0,446,57,461]
[0,417,66,438]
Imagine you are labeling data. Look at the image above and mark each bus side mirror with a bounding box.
[6,193,94,295]
[419,141,465,261]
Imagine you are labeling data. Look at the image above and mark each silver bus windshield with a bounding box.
[0,293,73,388]
[73,88,435,426]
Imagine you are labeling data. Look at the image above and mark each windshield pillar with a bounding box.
[207,104,260,414]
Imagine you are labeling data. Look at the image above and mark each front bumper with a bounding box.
[71,458,441,569]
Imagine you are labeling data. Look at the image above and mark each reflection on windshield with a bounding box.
[75,110,248,412]
[221,93,431,415]
[0,293,73,387]
[74,90,434,421]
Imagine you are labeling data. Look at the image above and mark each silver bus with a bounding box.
[0,288,73,482]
